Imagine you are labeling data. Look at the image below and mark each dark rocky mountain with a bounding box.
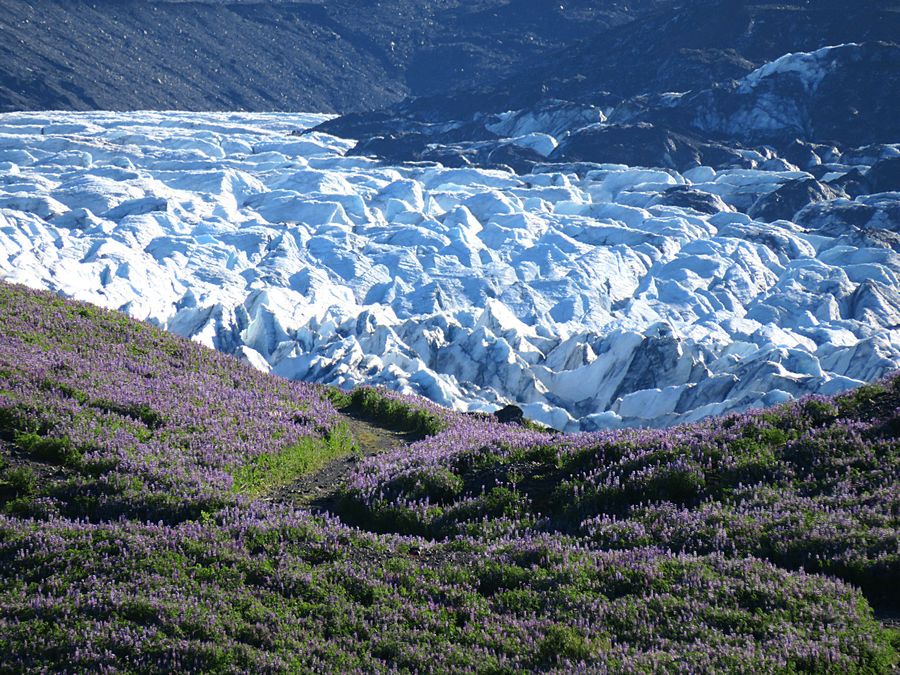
[310,0,900,178]
[612,42,900,149]
[0,0,660,113]
[349,0,900,122]
[538,41,900,172]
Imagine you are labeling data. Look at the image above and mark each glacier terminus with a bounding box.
[0,108,898,431]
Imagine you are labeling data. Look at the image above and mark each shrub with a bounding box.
[391,468,463,503]
[537,625,593,664]
[13,432,81,466]
[346,388,447,437]
[0,466,37,497]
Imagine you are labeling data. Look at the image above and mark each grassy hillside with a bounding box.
[0,282,897,672]
[0,283,352,522]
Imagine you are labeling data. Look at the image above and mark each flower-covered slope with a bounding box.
[0,282,348,520]
[0,283,897,673]
[342,375,900,608]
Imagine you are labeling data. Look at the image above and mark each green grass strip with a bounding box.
[231,423,356,498]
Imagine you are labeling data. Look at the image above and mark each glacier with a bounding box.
[0,110,898,431]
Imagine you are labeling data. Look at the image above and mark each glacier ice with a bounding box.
[0,111,898,431]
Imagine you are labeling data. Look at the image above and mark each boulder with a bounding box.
[494,404,525,425]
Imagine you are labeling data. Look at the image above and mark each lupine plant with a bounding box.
[340,380,900,608]
[0,282,897,673]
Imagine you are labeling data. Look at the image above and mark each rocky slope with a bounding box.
[0,0,655,113]
[5,1,897,116]
[316,0,900,122]
[316,41,900,173]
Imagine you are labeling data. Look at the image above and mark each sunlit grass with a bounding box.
[231,423,357,498]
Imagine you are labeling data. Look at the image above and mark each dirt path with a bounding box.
[273,411,418,510]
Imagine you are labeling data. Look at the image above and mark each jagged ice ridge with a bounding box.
[0,110,898,430]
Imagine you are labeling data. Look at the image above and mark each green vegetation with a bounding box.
[328,386,449,437]
[0,283,896,672]
[13,431,82,466]
[232,423,357,497]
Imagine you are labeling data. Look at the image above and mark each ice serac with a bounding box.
[1,111,899,431]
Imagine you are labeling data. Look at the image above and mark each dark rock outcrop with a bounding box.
[797,196,900,252]
[867,158,900,194]
[494,404,525,425]
[549,124,703,171]
[826,169,872,199]
[782,140,824,171]
[749,179,846,223]
[651,186,733,214]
